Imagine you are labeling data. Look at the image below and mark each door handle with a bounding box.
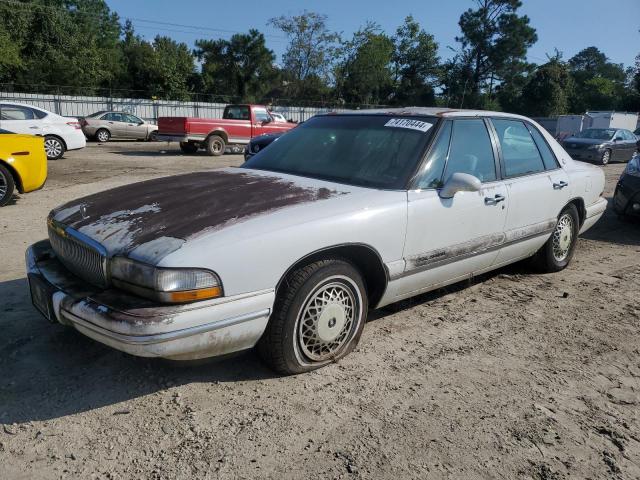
[484,194,505,206]
[553,181,568,189]
[29,126,39,129]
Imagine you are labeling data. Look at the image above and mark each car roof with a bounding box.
[328,106,533,121]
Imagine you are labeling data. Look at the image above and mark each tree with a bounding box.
[269,11,341,100]
[0,0,123,93]
[568,46,627,112]
[335,23,394,105]
[390,15,440,106]
[520,59,572,116]
[454,0,537,107]
[195,30,276,102]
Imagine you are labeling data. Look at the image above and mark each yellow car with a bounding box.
[0,129,47,206]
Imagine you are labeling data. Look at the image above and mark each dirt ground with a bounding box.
[1,141,639,480]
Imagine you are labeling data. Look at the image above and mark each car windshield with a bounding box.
[242,114,436,189]
[576,129,616,140]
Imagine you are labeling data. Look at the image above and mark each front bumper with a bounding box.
[565,148,602,162]
[614,174,640,217]
[26,240,274,360]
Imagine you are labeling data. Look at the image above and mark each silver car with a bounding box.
[81,111,158,142]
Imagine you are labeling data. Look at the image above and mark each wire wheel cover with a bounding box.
[552,213,573,261]
[298,281,357,362]
[45,138,62,157]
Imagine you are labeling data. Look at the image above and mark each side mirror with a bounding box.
[262,118,272,125]
[438,172,482,199]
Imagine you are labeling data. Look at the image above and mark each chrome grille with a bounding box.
[48,225,108,288]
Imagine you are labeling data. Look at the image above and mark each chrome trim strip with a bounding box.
[62,308,271,345]
[393,220,556,280]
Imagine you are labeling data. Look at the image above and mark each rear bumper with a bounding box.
[579,197,608,234]
[26,240,274,360]
[64,130,87,151]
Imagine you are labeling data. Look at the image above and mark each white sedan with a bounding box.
[26,108,606,374]
[0,102,86,159]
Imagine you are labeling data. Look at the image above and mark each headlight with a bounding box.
[110,257,223,303]
[252,144,261,153]
[625,155,640,177]
[588,144,604,150]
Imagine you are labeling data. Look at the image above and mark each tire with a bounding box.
[44,136,65,160]
[95,129,110,143]
[205,135,225,156]
[179,141,199,154]
[0,163,15,207]
[258,259,368,375]
[148,131,158,142]
[599,149,611,166]
[530,204,580,273]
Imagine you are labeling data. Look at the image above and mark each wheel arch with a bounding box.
[565,197,586,227]
[0,159,23,193]
[275,243,389,309]
[207,129,228,143]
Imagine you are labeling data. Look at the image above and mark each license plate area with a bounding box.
[28,274,57,322]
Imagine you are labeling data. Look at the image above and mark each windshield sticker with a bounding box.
[384,118,433,132]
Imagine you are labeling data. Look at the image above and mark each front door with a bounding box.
[395,118,509,300]
[490,119,570,265]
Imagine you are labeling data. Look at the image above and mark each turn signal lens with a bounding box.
[167,287,223,303]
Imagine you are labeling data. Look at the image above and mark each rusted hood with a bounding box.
[50,168,348,261]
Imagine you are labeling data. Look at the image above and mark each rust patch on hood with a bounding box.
[50,170,346,256]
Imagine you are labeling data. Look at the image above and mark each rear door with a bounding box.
[490,118,570,265]
[0,104,43,135]
[398,118,509,298]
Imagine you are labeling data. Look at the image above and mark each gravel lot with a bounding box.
[1,141,639,479]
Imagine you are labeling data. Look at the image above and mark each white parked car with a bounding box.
[27,108,606,374]
[270,112,288,123]
[0,102,86,159]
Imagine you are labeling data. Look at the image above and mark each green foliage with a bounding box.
[453,0,537,108]
[390,15,440,106]
[520,60,572,116]
[195,30,275,102]
[335,23,394,105]
[269,11,341,100]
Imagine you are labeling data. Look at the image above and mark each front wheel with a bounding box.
[599,149,611,166]
[0,163,16,206]
[258,259,368,375]
[530,204,580,272]
[95,129,110,143]
[147,131,158,142]
[44,136,65,160]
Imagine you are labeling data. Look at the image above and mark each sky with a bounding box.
[105,0,640,68]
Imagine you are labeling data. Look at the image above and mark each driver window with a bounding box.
[443,119,497,183]
[254,108,271,123]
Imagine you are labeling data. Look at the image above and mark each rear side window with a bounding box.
[416,120,452,189]
[493,119,545,177]
[443,119,497,183]
[223,105,250,120]
[0,104,35,120]
[527,124,559,170]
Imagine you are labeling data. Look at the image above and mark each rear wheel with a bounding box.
[179,141,199,154]
[530,204,580,272]
[0,163,15,206]
[95,129,110,143]
[258,259,368,375]
[44,136,65,160]
[599,149,611,166]
[205,135,225,156]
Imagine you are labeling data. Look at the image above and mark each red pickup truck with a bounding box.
[157,104,297,156]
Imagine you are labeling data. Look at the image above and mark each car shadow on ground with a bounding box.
[581,198,640,247]
[0,277,276,425]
